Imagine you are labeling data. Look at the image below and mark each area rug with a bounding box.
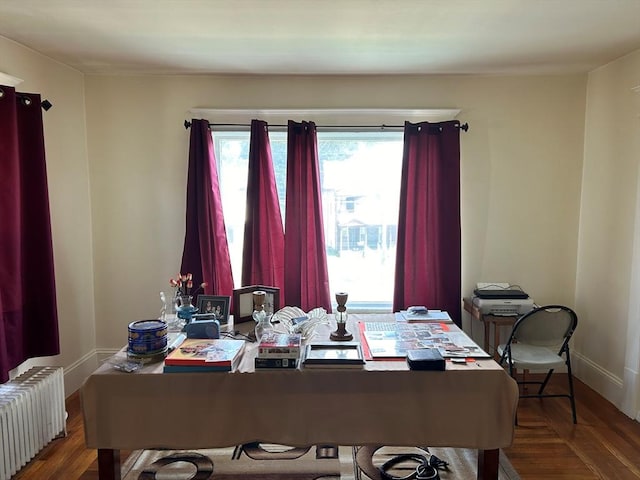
[122,443,341,479]
[351,446,520,480]
[122,443,520,480]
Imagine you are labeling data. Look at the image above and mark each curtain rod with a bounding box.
[183,120,469,132]
[0,87,53,111]
[16,93,53,111]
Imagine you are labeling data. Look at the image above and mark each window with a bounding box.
[215,130,403,311]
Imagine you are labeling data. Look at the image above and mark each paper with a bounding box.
[397,310,453,323]
[361,321,490,359]
[476,282,510,290]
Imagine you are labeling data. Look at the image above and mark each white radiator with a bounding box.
[0,366,66,480]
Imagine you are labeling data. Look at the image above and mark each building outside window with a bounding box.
[215,130,403,311]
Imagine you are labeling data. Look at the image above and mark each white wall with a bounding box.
[0,35,98,395]
[577,49,640,418]
[12,33,629,411]
[83,74,586,348]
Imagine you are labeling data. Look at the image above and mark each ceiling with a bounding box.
[1,0,640,76]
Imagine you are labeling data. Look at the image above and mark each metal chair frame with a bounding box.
[498,304,578,424]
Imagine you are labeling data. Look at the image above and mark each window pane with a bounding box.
[215,130,402,311]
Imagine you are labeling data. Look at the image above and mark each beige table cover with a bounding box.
[81,314,518,451]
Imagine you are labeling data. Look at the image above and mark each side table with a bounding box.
[463,298,518,361]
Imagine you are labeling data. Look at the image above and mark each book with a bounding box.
[257,332,302,359]
[254,357,299,369]
[163,364,233,373]
[163,338,244,368]
[301,342,365,369]
[396,309,453,323]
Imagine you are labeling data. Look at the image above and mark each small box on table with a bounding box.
[406,348,446,371]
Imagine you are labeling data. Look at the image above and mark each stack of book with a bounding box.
[254,332,302,369]
[163,338,244,373]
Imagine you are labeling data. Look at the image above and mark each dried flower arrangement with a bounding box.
[169,273,207,299]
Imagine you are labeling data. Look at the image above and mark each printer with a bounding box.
[471,283,534,316]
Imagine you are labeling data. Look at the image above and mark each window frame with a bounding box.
[200,108,460,312]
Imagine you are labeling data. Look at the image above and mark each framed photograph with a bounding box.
[196,295,230,326]
[232,285,280,324]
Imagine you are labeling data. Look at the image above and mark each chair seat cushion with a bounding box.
[497,343,565,369]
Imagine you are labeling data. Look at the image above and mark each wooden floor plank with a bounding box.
[503,375,640,479]
[8,374,640,480]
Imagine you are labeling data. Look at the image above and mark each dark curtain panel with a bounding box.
[180,119,234,298]
[284,120,331,312]
[393,120,462,326]
[241,120,286,299]
[0,86,59,383]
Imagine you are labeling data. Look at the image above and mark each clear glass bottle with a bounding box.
[253,309,273,343]
[252,290,273,342]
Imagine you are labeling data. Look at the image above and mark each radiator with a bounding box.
[0,366,66,480]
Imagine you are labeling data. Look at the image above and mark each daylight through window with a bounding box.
[215,130,403,311]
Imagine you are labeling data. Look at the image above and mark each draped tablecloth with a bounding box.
[81,313,518,451]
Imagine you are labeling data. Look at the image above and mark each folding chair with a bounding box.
[498,305,578,423]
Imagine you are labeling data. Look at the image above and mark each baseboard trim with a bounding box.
[63,350,99,396]
[621,366,640,421]
[572,351,624,411]
[63,348,121,396]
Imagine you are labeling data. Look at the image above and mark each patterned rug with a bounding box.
[122,443,341,480]
[122,443,520,480]
[352,446,520,480]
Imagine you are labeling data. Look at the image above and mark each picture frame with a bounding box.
[232,285,280,324]
[302,342,365,368]
[196,295,231,326]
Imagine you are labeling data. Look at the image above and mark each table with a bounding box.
[463,298,518,361]
[81,313,518,480]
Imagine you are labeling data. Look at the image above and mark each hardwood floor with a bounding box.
[9,375,640,479]
[504,375,640,479]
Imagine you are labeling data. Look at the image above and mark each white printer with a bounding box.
[471,283,534,316]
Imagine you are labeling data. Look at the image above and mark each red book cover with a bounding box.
[257,332,302,358]
[164,339,244,367]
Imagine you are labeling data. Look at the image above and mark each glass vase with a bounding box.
[176,295,197,324]
[253,309,273,343]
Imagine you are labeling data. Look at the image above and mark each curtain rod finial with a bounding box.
[459,123,469,132]
[41,99,52,111]
[184,119,191,130]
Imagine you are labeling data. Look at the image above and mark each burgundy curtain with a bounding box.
[0,86,59,383]
[241,120,286,298]
[284,120,331,312]
[393,120,462,326]
[180,119,234,298]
